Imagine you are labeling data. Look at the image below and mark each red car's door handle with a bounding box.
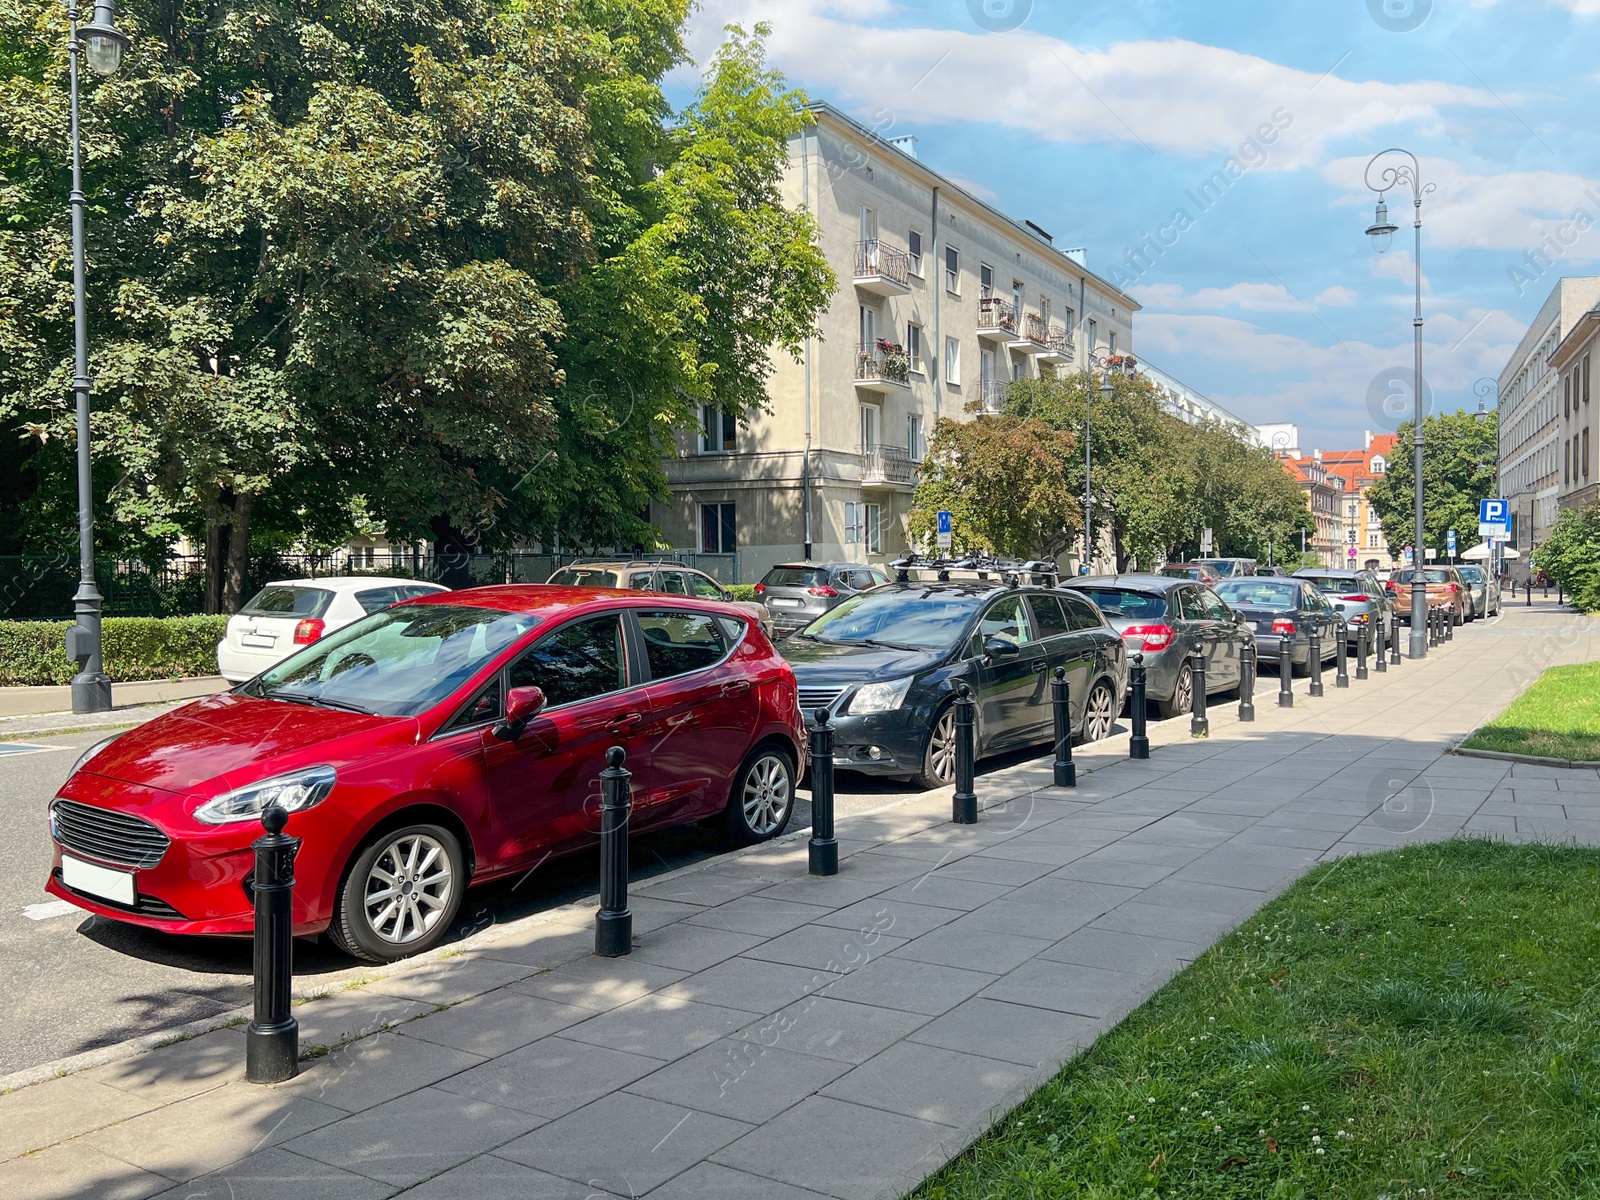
[721,680,752,698]
[605,713,643,735]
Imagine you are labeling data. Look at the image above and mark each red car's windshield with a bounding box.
[244,603,539,716]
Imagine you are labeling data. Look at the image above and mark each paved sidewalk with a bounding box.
[3,603,1596,1200]
[0,677,224,734]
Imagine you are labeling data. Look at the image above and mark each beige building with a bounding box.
[649,104,1138,582]
[1551,302,1600,512]
[1498,277,1600,570]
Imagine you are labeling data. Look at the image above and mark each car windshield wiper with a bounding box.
[817,635,922,651]
[264,689,374,715]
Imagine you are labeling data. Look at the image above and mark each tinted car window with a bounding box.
[400,585,445,601]
[1199,588,1232,621]
[508,615,627,708]
[628,572,656,590]
[978,595,1035,647]
[638,611,729,679]
[1175,589,1205,621]
[1216,580,1299,608]
[1072,587,1165,620]
[355,587,401,614]
[688,573,725,600]
[442,679,502,733]
[804,590,985,651]
[763,567,827,587]
[242,585,334,618]
[1061,592,1105,631]
[656,572,689,595]
[850,570,880,591]
[1027,594,1073,639]
[548,568,622,589]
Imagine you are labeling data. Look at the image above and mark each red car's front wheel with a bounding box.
[328,823,465,963]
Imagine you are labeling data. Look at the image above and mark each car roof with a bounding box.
[871,579,1055,599]
[768,562,878,571]
[1294,569,1359,577]
[395,584,736,619]
[1067,574,1184,592]
[260,577,447,593]
[558,561,694,572]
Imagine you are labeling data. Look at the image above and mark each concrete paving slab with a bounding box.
[364,954,541,1006]
[85,1027,246,1104]
[626,1037,852,1122]
[685,896,835,937]
[394,1154,608,1199]
[148,1147,396,1200]
[732,996,928,1065]
[643,1161,834,1199]
[980,958,1151,1020]
[628,923,770,973]
[397,989,591,1057]
[289,1030,484,1114]
[562,994,761,1061]
[658,955,834,1014]
[291,990,434,1052]
[741,923,911,971]
[907,997,1101,1069]
[820,1040,1031,1128]
[0,1138,173,1200]
[815,955,998,1017]
[511,958,688,1012]
[0,1073,159,1160]
[434,1036,665,1120]
[1037,925,1202,976]
[888,920,1055,973]
[812,897,966,940]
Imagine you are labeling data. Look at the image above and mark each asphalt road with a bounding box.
[1,725,1045,1078]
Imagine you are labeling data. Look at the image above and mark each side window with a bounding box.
[355,587,400,614]
[1063,592,1106,630]
[1302,587,1324,611]
[441,678,503,733]
[870,569,890,587]
[507,615,627,708]
[637,610,729,680]
[628,571,657,591]
[658,572,689,595]
[688,573,725,600]
[851,570,880,591]
[977,595,1035,647]
[1199,588,1231,621]
[1027,594,1072,639]
[1176,588,1205,621]
[402,586,444,601]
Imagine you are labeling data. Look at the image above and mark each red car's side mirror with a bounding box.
[492,686,546,741]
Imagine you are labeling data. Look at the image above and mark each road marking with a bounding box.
[0,742,57,756]
[23,900,84,921]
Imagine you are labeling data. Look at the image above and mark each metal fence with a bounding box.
[0,550,741,620]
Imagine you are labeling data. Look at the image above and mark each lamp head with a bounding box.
[1365,197,1398,254]
[1100,372,1114,402]
[79,1,128,76]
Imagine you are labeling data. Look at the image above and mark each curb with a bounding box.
[1451,745,1600,770]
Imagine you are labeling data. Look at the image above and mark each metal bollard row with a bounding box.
[1277,637,1294,708]
[1238,642,1256,722]
[596,746,633,957]
[247,805,299,1084]
[953,683,978,824]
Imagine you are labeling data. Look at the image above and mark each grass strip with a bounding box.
[1460,662,1600,762]
[912,840,1600,1200]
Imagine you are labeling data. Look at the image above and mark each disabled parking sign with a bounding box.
[937,510,952,552]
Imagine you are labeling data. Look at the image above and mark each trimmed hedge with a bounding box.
[726,584,758,602]
[0,616,229,686]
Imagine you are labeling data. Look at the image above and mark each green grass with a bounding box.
[911,840,1600,1200]
[1459,663,1600,762]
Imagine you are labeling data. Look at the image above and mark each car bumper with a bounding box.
[803,706,931,776]
[1253,633,1306,666]
[1129,647,1186,703]
[216,640,285,684]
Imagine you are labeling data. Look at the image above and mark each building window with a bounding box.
[1586,428,1591,479]
[980,263,994,299]
[1109,331,1118,354]
[907,229,923,277]
[907,323,924,374]
[1371,455,1386,474]
[1369,532,1380,548]
[1586,353,1592,404]
[1565,374,1571,418]
[945,337,962,387]
[1087,319,1097,352]
[908,414,925,462]
[865,502,882,553]
[1064,306,1074,333]
[699,503,735,554]
[945,247,960,294]
[1012,279,1024,319]
[859,304,876,348]
[699,405,736,453]
[1040,296,1051,328]
[847,502,882,553]
[859,204,877,243]
[859,404,878,454]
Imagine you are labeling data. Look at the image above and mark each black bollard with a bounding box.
[808,710,838,876]
[1189,649,1209,737]
[1526,580,1532,606]
[246,804,299,1084]
[1389,610,1402,666]
[1560,582,1565,605]
[1335,620,1350,689]
[1356,624,1369,680]
[1277,636,1294,708]
[1308,629,1324,698]
[1129,653,1151,759]
[595,746,633,957]
[1051,667,1076,788]
[1374,612,1387,674]
[1238,641,1256,722]
[952,683,977,824]
[1446,603,1456,638]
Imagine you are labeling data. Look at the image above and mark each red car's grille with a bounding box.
[51,799,170,869]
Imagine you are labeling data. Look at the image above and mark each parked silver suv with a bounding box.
[757,562,889,637]
[1293,568,1394,645]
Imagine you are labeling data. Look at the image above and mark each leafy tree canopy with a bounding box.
[1366,410,1499,559]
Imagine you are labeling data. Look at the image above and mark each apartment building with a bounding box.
[1551,302,1600,512]
[1283,452,1348,567]
[1497,277,1600,569]
[1319,432,1400,570]
[649,104,1138,582]
[1138,361,1263,447]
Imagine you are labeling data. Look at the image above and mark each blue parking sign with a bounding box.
[937,511,952,535]
[1478,498,1510,538]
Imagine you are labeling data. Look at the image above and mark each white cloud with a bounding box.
[685,1,1500,168]
[1470,0,1600,15]
[1316,285,1359,306]
[1133,282,1307,312]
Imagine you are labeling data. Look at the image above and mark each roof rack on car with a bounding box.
[888,554,1058,587]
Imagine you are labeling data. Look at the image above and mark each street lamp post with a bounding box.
[1474,378,1500,587]
[1081,353,1115,575]
[64,0,126,714]
[1364,148,1435,660]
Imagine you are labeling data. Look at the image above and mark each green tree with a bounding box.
[1533,502,1600,611]
[908,407,1078,559]
[1367,410,1499,561]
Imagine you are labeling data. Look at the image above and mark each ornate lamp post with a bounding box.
[1474,378,1501,585]
[1364,148,1435,660]
[1081,353,1115,575]
[64,0,127,713]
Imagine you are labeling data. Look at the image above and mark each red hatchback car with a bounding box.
[47,587,804,962]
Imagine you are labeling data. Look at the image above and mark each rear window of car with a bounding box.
[763,567,827,588]
[1393,570,1450,584]
[1304,576,1360,594]
[1458,567,1485,583]
[548,568,622,588]
[637,610,730,678]
[1215,580,1299,607]
[1072,588,1166,620]
[241,586,334,618]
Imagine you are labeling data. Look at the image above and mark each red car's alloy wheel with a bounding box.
[330,823,465,963]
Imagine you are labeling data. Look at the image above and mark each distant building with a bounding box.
[1136,361,1263,446]
[1281,450,1347,567]
[1550,302,1599,513]
[1257,422,1301,458]
[1317,432,1400,570]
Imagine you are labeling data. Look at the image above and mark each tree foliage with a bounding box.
[0,2,831,601]
[1533,502,1600,612]
[911,372,1310,569]
[1366,410,1499,559]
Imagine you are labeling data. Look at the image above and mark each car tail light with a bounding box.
[1271,618,1297,635]
[807,585,839,597]
[1340,594,1369,602]
[753,582,765,595]
[1121,623,1175,651]
[293,618,325,645]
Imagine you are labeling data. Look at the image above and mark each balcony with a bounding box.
[861,445,918,489]
[1006,311,1049,354]
[1037,326,1073,364]
[980,379,1010,416]
[855,341,912,392]
[853,241,911,297]
[976,295,1019,342]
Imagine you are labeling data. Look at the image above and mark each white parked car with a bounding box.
[216,577,449,683]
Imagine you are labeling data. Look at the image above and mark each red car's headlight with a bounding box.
[193,765,337,826]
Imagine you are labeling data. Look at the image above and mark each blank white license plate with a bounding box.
[241,633,277,649]
[769,599,802,608]
[61,854,135,906]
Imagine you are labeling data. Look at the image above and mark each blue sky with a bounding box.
[673,0,1600,452]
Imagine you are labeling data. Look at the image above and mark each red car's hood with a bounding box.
[81,692,420,795]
